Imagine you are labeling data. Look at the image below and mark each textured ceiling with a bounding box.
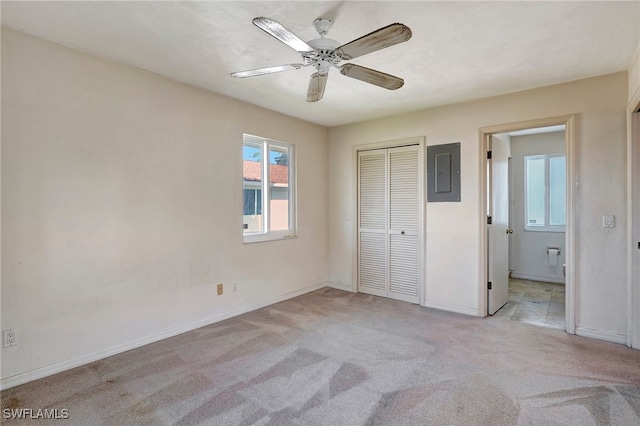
[2,1,639,127]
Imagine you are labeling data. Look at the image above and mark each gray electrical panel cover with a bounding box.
[427,142,460,202]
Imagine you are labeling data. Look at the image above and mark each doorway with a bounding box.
[480,116,575,334]
[355,138,425,304]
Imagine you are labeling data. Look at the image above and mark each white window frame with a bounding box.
[243,134,296,243]
[524,153,565,233]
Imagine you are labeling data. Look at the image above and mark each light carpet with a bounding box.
[2,287,639,425]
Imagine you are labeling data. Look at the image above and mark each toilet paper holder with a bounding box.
[547,247,561,255]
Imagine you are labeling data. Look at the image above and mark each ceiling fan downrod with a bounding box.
[312,18,333,37]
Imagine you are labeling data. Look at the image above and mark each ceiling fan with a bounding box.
[231,17,412,102]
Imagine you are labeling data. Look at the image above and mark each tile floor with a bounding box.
[493,278,565,329]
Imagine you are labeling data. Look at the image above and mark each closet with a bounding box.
[357,144,423,304]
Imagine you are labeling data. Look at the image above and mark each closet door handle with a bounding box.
[401,231,405,235]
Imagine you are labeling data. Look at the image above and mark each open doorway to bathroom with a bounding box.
[495,126,566,329]
[482,116,574,333]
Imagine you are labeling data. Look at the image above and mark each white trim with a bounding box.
[243,230,297,243]
[0,282,327,390]
[511,272,564,284]
[627,91,640,349]
[575,327,627,345]
[424,301,478,316]
[565,116,576,334]
[325,281,355,292]
[479,115,576,335]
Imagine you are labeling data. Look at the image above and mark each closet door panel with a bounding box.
[358,151,387,297]
[388,146,420,303]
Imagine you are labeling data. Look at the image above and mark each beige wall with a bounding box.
[1,28,329,386]
[328,72,629,342]
[630,48,640,102]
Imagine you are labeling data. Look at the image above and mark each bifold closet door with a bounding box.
[358,150,387,298]
[387,146,420,303]
[358,145,420,304]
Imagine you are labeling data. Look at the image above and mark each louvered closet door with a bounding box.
[358,145,421,304]
[388,146,420,303]
[358,150,388,298]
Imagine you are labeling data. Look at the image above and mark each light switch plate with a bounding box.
[602,214,615,228]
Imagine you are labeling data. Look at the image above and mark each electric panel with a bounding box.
[427,142,460,202]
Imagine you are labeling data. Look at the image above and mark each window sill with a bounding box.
[243,232,297,244]
[524,227,565,233]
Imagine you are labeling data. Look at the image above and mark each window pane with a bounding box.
[242,189,262,215]
[243,140,263,234]
[269,144,290,231]
[526,157,545,227]
[549,156,566,226]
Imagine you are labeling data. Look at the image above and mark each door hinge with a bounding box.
[487,216,492,225]
[487,151,492,159]
[488,282,492,290]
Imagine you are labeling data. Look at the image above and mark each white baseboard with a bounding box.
[326,281,355,292]
[511,272,565,284]
[575,327,627,345]
[424,301,478,316]
[0,282,327,390]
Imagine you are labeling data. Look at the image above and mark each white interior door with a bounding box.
[488,134,510,315]
[358,145,421,304]
[633,112,640,347]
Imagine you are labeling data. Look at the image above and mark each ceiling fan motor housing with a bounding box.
[306,38,342,73]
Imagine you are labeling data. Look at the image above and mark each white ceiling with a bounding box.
[2,1,639,127]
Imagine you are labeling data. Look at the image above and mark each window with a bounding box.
[243,134,295,242]
[524,153,566,232]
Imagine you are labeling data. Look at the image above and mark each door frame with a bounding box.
[479,115,576,334]
[352,136,426,305]
[627,84,640,348]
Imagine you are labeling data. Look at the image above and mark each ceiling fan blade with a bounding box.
[336,23,412,60]
[231,64,304,78]
[340,64,404,90]
[306,72,328,102]
[253,17,315,53]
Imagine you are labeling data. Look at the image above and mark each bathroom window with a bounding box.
[242,134,296,243]
[524,154,565,232]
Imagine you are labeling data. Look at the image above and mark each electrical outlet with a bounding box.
[3,329,17,348]
[233,282,238,292]
[217,283,223,296]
